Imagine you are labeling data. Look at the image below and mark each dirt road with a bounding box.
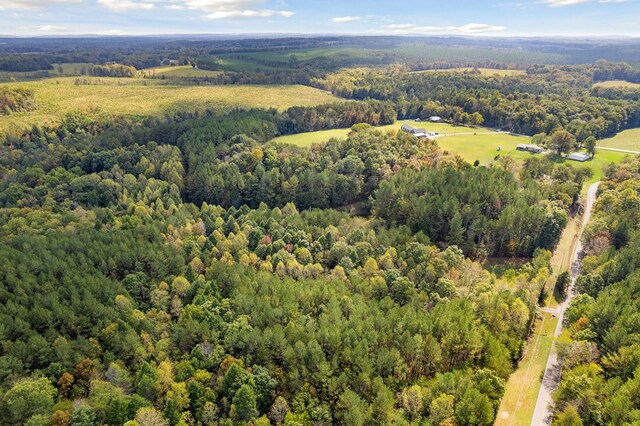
[530,181,601,425]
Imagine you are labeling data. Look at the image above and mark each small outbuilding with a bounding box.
[429,116,443,122]
[401,124,428,138]
[516,144,545,154]
[567,152,590,162]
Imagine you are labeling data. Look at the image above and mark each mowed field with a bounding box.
[272,121,483,147]
[272,121,632,179]
[598,128,640,151]
[409,67,526,77]
[593,80,640,89]
[495,312,559,426]
[272,120,533,163]
[0,77,338,132]
[141,66,223,78]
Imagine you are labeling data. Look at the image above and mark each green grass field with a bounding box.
[271,121,483,148]
[0,77,338,132]
[51,63,93,76]
[495,312,558,426]
[271,121,632,180]
[593,80,640,89]
[141,65,223,78]
[409,67,526,77]
[598,128,640,151]
[436,132,533,164]
[216,57,285,72]
[550,150,630,182]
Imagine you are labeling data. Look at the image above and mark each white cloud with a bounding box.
[495,2,526,8]
[205,9,293,18]
[38,25,67,31]
[160,0,295,19]
[98,0,155,11]
[331,16,363,23]
[537,0,590,6]
[0,0,82,10]
[381,22,507,34]
[385,24,417,29]
[537,0,630,6]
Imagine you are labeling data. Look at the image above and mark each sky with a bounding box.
[0,0,638,37]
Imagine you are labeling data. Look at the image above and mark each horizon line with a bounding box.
[1,33,639,39]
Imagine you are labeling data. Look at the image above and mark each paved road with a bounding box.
[530,181,601,425]
[596,146,640,155]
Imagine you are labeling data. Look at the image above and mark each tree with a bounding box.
[555,271,571,299]
[336,389,370,426]
[58,372,75,399]
[553,405,583,426]
[429,394,455,425]
[135,407,168,426]
[269,396,289,425]
[51,410,71,426]
[575,274,605,298]
[231,384,259,421]
[455,388,494,426]
[584,136,597,158]
[362,257,380,278]
[552,130,576,156]
[4,377,56,424]
[25,415,50,426]
[471,112,484,126]
[106,363,133,392]
[370,379,394,426]
[399,385,424,421]
[70,405,99,426]
[447,212,465,248]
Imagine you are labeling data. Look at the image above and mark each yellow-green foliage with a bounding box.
[408,68,526,77]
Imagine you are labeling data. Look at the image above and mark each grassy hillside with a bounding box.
[141,65,223,78]
[593,80,640,89]
[0,77,337,132]
[271,121,631,180]
[271,121,482,147]
[598,127,640,151]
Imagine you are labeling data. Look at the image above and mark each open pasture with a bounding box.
[271,120,483,148]
[598,128,640,151]
[0,77,338,132]
[593,80,640,89]
[141,65,223,78]
[271,120,632,181]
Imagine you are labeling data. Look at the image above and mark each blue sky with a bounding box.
[0,0,638,37]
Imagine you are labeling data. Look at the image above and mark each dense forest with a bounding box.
[0,101,572,425]
[552,157,640,425]
[372,164,586,258]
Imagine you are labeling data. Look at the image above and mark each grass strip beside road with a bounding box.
[495,312,559,426]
